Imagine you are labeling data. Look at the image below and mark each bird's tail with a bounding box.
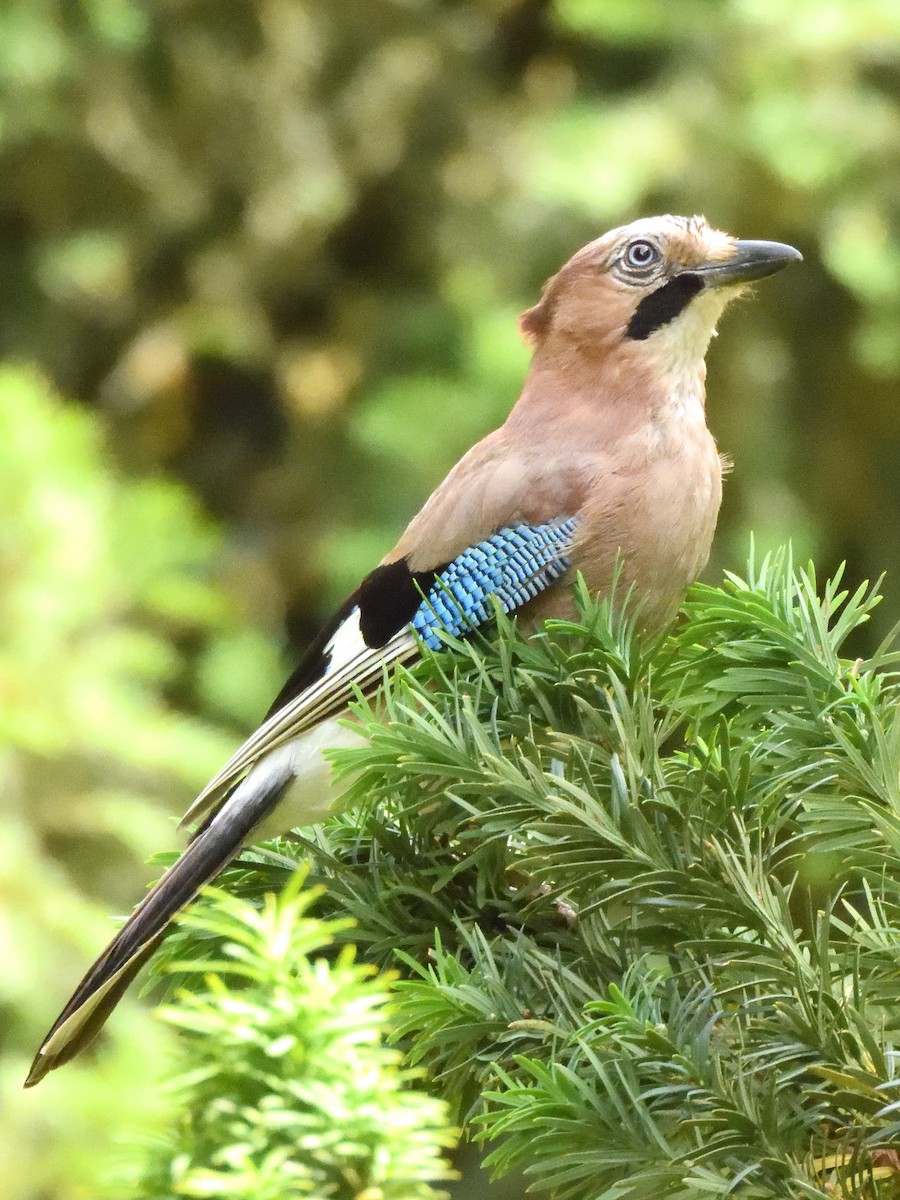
[25,759,294,1087]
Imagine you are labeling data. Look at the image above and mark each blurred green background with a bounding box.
[1,0,898,1194]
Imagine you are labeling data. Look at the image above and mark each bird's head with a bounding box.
[520,215,801,377]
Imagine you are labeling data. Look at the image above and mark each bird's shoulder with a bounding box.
[389,426,601,571]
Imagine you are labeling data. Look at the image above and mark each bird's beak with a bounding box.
[693,240,803,287]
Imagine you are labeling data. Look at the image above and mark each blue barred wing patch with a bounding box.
[411,518,578,649]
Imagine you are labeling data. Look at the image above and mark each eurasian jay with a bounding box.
[26,214,800,1086]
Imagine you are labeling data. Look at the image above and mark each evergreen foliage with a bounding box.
[158,552,900,1198]
[137,869,455,1199]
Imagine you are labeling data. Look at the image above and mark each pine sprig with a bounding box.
[137,868,456,1199]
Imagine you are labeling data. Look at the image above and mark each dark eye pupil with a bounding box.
[628,241,655,266]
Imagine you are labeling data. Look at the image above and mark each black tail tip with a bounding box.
[24,1053,51,1088]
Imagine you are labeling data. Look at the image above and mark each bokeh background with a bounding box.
[1,0,899,1194]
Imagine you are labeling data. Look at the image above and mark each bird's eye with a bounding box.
[623,239,661,271]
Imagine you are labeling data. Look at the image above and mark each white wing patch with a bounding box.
[323,606,365,674]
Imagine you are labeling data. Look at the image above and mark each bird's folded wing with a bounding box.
[181,630,421,826]
[181,517,578,828]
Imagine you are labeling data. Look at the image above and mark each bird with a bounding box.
[26,214,801,1087]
